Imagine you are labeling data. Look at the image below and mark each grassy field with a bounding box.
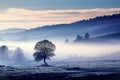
[0,59,120,80]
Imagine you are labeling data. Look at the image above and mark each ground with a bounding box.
[0,59,120,80]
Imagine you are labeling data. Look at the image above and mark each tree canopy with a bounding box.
[0,45,9,59]
[33,40,56,66]
[13,47,26,63]
[84,33,90,40]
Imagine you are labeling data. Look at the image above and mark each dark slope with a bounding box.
[1,13,120,41]
[92,32,120,41]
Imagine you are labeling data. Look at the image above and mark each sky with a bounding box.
[0,0,120,30]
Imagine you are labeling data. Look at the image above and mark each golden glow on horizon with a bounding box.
[0,8,120,30]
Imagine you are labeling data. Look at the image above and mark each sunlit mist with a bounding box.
[0,41,120,61]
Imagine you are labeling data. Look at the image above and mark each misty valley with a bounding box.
[0,14,120,80]
[0,38,120,80]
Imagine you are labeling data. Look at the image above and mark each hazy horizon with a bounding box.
[0,41,120,61]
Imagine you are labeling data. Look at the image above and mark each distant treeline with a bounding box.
[0,45,26,63]
[65,33,90,43]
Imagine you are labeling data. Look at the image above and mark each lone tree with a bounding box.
[33,40,56,66]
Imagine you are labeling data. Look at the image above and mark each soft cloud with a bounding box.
[0,8,120,30]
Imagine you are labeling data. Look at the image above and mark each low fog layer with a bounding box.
[0,41,120,61]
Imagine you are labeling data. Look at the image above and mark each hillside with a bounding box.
[91,32,120,41]
[0,28,26,34]
[1,13,120,41]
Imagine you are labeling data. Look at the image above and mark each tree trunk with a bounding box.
[43,58,48,66]
[43,51,48,66]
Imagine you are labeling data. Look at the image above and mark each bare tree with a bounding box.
[33,40,56,66]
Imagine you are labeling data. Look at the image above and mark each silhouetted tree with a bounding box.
[84,33,90,40]
[13,47,26,62]
[74,35,83,42]
[0,45,8,59]
[65,39,69,43]
[33,40,56,66]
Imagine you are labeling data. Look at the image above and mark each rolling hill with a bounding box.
[1,13,120,41]
[90,32,120,42]
[0,28,26,34]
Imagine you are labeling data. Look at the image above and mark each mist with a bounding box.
[0,41,120,62]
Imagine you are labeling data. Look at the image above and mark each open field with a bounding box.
[0,59,120,80]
